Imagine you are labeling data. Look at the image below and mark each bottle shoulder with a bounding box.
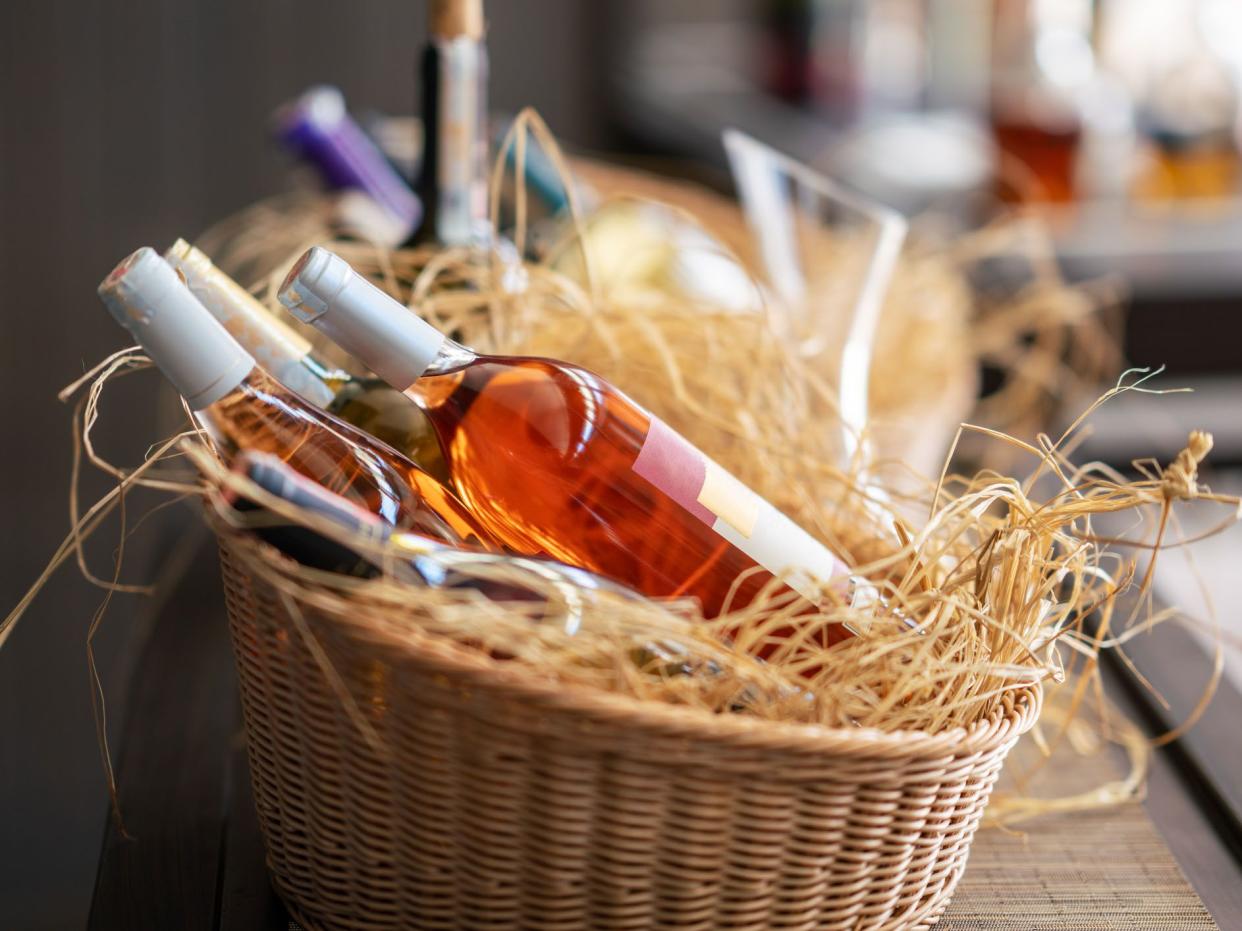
[329,377,450,482]
[232,374,417,467]
[466,355,643,406]
[425,355,650,463]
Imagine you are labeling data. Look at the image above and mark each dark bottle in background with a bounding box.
[412,0,490,246]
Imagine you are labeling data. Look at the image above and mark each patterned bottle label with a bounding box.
[632,417,848,600]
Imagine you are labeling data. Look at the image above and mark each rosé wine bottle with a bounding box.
[279,246,859,633]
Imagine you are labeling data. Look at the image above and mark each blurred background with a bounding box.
[2,1,1240,927]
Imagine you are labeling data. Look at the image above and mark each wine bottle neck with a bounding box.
[415,22,489,246]
[422,339,477,377]
[166,239,337,408]
[98,247,256,410]
[274,86,421,239]
[430,0,483,41]
[279,246,476,392]
[300,354,354,389]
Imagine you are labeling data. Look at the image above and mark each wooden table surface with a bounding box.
[86,529,1242,930]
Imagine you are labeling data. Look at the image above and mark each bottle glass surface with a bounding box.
[168,240,451,480]
[328,378,450,483]
[99,245,486,547]
[408,354,849,629]
[202,369,489,547]
[233,452,758,687]
[233,450,644,609]
[412,3,489,247]
[279,246,856,628]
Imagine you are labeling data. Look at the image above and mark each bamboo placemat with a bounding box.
[938,730,1217,930]
[940,801,1217,930]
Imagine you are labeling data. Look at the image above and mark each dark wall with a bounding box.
[0,2,614,927]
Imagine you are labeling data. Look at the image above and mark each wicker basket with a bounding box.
[215,523,1041,931]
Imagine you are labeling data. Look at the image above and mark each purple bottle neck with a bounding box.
[276,86,422,235]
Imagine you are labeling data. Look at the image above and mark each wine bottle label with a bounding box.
[633,417,849,601]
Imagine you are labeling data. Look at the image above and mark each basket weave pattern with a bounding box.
[217,532,1041,931]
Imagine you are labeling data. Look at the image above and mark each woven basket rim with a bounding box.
[213,515,1043,761]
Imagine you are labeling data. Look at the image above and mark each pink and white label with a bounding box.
[633,416,849,600]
